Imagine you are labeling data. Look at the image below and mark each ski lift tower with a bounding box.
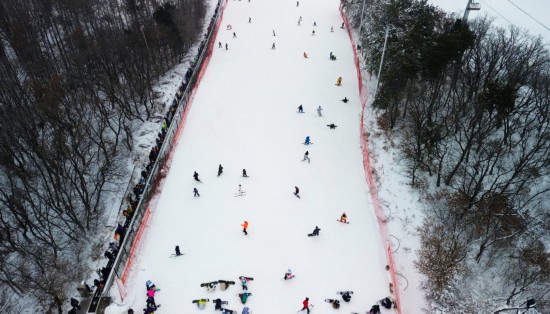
[463,0,481,22]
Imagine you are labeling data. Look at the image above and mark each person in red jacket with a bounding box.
[241,221,249,235]
[301,297,310,313]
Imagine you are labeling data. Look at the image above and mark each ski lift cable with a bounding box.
[505,0,550,32]
[478,0,514,25]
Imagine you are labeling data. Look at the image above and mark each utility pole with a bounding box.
[357,0,367,49]
[375,25,390,96]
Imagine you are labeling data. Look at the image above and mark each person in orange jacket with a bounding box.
[241,221,248,235]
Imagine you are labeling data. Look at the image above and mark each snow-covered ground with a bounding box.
[107,0,400,313]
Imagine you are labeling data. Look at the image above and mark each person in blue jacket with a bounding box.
[304,136,310,144]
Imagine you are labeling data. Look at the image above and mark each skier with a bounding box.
[327,299,340,309]
[317,106,323,116]
[242,169,248,177]
[241,220,248,235]
[272,43,276,49]
[218,164,223,176]
[301,297,310,313]
[341,97,349,103]
[340,212,347,223]
[298,104,304,113]
[313,22,317,26]
[249,17,251,23]
[336,76,342,86]
[145,280,156,291]
[219,42,222,48]
[241,276,249,290]
[296,1,299,6]
[193,187,200,197]
[309,226,320,236]
[284,269,294,280]
[303,52,308,58]
[294,186,300,198]
[304,136,310,145]
[302,151,310,163]
[311,30,315,36]
[327,123,337,129]
[193,171,201,182]
[273,30,276,36]
[331,26,334,32]
[225,43,228,50]
[237,184,244,196]
[233,32,237,38]
[175,245,182,256]
[341,22,345,29]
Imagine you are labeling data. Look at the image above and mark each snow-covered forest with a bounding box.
[0,0,206,312]
[344,0,550,312]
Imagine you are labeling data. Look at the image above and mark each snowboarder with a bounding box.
[303,52,308,58]
[341,291,352,302]
[241,276,249,290]
[340,212,347,223]
[304,136,310,145]
[214,298,223,310]
[327,123,337,129]
[143,304,157,314]
[175,245,182,256]
[239,292,252,304]
[197,299,208,309]
[309,226,320,237]
[193,187,200,197]
[298,104,304,113]
[242,169,248,177]
[193,171,201,182]
[273,30,276,36]
[272,43,276,49]
[233,32,237,38]
[341,97,349,103]
[294,186,300,198]
[226,43,228,50]
[301,297,310,313]
[336,76,342,86]
[326,299,340,309]
[236,184,245,196]
[381,297,393,309]
[369,304,381,314]
[317,106,323,116]
[284,269,294,280]
[241,220,248,235]
[218,164,223,176]
[219,42,222,48]
[311,30,315,36]
[302,151,310,163]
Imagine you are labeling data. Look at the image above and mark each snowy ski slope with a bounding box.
[120,0,391,313]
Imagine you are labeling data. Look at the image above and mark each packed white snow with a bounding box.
[108,0,397,313]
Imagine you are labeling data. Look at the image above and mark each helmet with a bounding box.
[288,269,292,273]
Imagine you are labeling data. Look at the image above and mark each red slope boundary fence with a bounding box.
[89,0,228,312]
[339,4,403,313]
